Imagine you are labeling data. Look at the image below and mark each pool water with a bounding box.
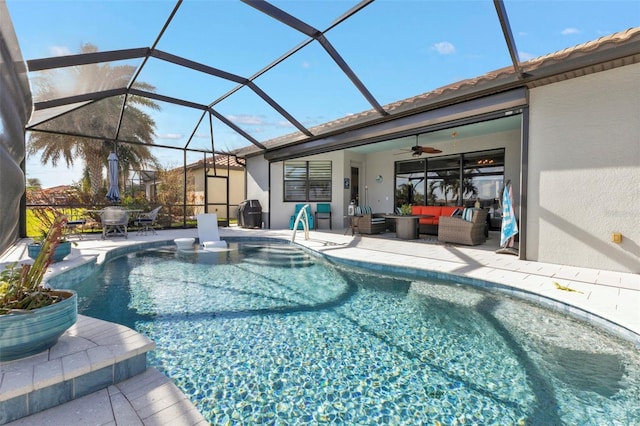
[75,242,640,425]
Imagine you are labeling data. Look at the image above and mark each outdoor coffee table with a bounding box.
[385,214,433,239]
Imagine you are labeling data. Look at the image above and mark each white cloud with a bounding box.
[302,61,311,69]
[432,41,456,55]
[277,120,294,128]
[49,46,71,56]
[158,133,183,140]
[226,114,264,125]
[561,27,580,36]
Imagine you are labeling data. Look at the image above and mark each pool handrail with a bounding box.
[291,203,310,242]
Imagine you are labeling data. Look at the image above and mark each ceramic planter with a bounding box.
[0,290,78,362]
[27,241,72,263]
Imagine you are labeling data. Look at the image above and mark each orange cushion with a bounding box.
[410,206,463,225]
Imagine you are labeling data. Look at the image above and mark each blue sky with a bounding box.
[6,0,639,188]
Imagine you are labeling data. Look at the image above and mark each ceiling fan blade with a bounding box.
[421,147,442,154]
[395,144,441,156]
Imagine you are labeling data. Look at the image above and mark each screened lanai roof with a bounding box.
[6,0,640,158]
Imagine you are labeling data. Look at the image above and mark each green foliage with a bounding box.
[0,214,68,314]
[27,43,160,196]
[399,204,413,215]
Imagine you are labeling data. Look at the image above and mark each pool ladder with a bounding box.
[291,203,310,242]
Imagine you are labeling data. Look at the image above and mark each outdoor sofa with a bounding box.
[411,205,462,235]
[438,208,489,246]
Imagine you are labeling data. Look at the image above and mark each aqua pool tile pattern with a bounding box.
[27,380,73,415]
[74,365,113,397]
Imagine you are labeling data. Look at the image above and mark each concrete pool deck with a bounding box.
[1,226,638,425]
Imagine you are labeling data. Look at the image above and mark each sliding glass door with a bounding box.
[395,158,425,208]
[395,149,504,208]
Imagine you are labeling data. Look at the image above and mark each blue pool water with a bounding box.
[75,241,640,425]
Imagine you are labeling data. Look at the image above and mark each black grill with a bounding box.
[238,200,262,228]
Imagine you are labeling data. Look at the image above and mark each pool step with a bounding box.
[0,315,201,425]
[243,245,315,268]
[2,368,207,425]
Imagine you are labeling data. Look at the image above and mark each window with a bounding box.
[395,149,504,207]
[426,155,461,206]
[395,159,425,206]
[284,160,332,202]
[461,149,505,207]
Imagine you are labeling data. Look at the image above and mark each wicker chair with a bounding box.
[437,208,488,245]
[354,206,387,234]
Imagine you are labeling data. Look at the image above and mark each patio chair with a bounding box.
[437,208,488,246]
[354,206,386,234]
[289,204,314,230]
[134,206,162,235]
[315,203,332,229]
[63,214,86,240]
[100,207,129,239]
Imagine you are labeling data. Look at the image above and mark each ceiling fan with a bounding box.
[397,137,442,157]
[409,145,442,156]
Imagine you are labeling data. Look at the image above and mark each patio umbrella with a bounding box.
[106,151,120,203]
[497,180,518,254]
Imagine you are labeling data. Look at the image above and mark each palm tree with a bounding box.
[27,43,159,196]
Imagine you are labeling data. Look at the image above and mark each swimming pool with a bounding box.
[75,241,640,424]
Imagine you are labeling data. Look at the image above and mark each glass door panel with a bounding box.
[426,156,460,206]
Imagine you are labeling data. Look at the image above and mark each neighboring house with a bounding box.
[132,170,159,202]
[135,156,245,221]
[183,155,245,219]
[242,29,640,274]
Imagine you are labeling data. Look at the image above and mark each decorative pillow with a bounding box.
[356,206,373,215]
[451,208,462,217]
[462,208,475,222]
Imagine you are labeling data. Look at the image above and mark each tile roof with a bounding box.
[187,154,245,170]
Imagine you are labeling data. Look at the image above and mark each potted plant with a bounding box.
[27,208,73,262]
[399,204,413,215]
[0,214,78,361]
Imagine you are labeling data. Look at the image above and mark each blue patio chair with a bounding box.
[289,204,314,230]
[315,203,332,229]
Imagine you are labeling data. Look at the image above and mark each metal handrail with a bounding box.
[291,204,310,242]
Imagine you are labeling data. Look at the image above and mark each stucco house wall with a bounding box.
[268,150,346,230]
[527,62,640,273]
[246,156,270,226]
